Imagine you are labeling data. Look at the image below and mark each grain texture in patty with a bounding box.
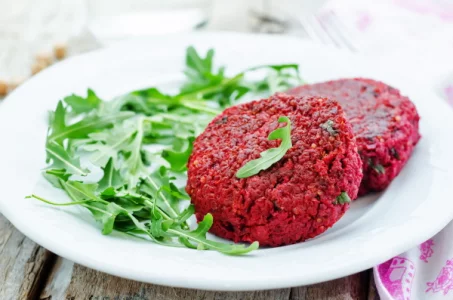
[288,78,421,195]
[186,94,362,247]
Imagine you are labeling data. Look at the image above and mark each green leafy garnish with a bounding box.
[28,47,304,255]
[372,164,386,174]
[334,192,351,205]
[236,116,292,178]
[64,89,101,114]
[320,119,338,135]
[390,148,400,160]
[47,103,133,145]
[97,158,123,192]
[367,158,386,174]
[367,158,385,174]
[45,141,88,176]
[161,137,194,172]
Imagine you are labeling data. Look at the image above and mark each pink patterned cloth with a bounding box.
[323,0,453,299]
[374,226,453,300]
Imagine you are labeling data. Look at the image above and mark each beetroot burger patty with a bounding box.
[186,94,362,247]
[287,78,420,195]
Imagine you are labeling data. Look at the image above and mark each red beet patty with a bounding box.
[186,94,362,247]
[287,78,420,195]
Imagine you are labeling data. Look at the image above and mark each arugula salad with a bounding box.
[27,47,302,255]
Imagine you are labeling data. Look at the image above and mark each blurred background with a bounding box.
[1,0,453,103]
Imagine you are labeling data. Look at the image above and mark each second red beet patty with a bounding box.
[186,94,362,247]
[287,78,421,195]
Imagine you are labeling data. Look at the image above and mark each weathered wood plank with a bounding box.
[40,262,291,300]
[40,258,372,300]
[367,272,379,300]
[40,257,74,300]
[0,214,56,300]
[40,258,290,300]
[290,271,370,300]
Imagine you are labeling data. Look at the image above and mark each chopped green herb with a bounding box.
[390,148,400,160]
[236,116,292,178]
[320,119,338,135]
[367,158,386,174]
[334,192,351,205]
[28,47,304,255]
[372,164,386,174]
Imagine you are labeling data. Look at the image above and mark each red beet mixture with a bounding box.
[186,94,362,246]
[288,78,420,195]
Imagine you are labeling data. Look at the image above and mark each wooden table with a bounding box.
[0,213,380,299]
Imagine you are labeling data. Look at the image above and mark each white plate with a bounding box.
[1,32,453,291]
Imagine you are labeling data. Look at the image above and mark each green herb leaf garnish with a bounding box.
[367,158,386,174]
[236,116,292,178]
[372,164,385,174]
[45,141,88,176]
[390,148,400,160]
[320,119,338,135]
[334,192,352,205]
[97,158,124,192]
[64,89,101,114]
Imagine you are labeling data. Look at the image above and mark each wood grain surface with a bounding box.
[0,213,378,300]
[0,215,55,300]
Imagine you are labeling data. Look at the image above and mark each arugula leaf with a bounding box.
[115,94,154,115]
[26,195,112,225]
[167,214,259,255]
[101,202,129,235]
[83,118,147,188]
[236,116,292,178]
[186,46,215,76]
[140,166,180,218]
[162,183,191,201]
[47,101,67,146]
[43,168,70,188]
[162,137,194,172]
[64,89,102,114]
[240,64,303,95]
[48,111,134,144]
[174,204,195,225]
[132,88,176,112]
[121,119,147,179]
[60,180,100,202]
[334,192,351,205]
[244,64,301,73]
[98,158,124,192]
[181,47,227,93]
[45,141,88,176]
[150,211,175,238]
[82,119,140,167]
[27,194,97,207]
